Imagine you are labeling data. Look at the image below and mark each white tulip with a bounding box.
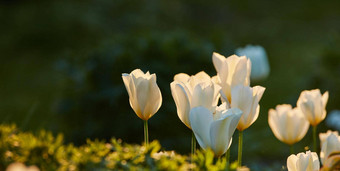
[320,133,340,164]
[189,104,242,156]
[170,71,220,128]
[235,45,270,81]
[212,52,251,102]
[287,151,320,171]
[268,104,309,145]
[297,89,328,126]
[319,130,340,147]
[122,69,162,120]
[223,84,265,131]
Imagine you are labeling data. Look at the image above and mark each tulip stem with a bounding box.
[238,130,243,167]
[191,132,196,161]
[290,144,294,154]
[144,120,149,147]
[226,149,230,170]
[313,125,317,152]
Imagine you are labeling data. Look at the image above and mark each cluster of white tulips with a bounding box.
[122,50,340,170]
[122,52,266,168]
[269,90,340,170]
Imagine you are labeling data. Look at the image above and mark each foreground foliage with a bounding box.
[0,124,240,171]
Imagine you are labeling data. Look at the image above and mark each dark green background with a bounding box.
[1,0,340,169]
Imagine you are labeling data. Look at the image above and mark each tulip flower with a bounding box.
[320,133,340,164]
[212,52,251,103]
[297,89,328,151]
[222,84,265,166]
[170,71,220,158]
[122,69,162,146]
[170,71,220,129]
[287,151,320,171]
[319,130,340,147]
[235,45,270,81]
[189,104,242,157]
[268,105,309,150]
[226,85,265,131]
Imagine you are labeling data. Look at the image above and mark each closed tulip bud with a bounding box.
[320,133,340,164]
[170,71,220,129]
[189,104,242,156]
[223,84,265,131]
[235,45,270,81]
[287,151,320,171]
[268,104,309,145]
[297,89,329,126]
[122,69,162,120]
[212,52,251,103]
[319,130,340,147]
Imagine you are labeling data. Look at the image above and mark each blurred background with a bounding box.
[1,0,340,169]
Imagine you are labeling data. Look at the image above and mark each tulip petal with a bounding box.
[231,85,255,130]
[252,86,266,101]
[122,73,141,117]
[268,108,285,143]
[134,77,151,118]
[174,73,190,83]
[142,74,162,120]
[191,83,220,112]
[212,52,226,74]
[189,107,213,150]
[322,91,329,108]
[231,57,250,88]
[287,154,298,171]
[170,82,191,128]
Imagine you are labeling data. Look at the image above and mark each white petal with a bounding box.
[170,82,191,128]
[287,155,298,171]
[174,73,190,82]
[252,86,266,101]
[322,91,329,108]
[212,52,226,73]
[142,74,162,120]
[189,107,213,150]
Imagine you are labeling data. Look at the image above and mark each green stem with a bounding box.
[226,149,230,170]
[238,131,243,167]
[144,120,149,146]
[313,125,317,152]
[290,144,295,154]
[191,132,196,160]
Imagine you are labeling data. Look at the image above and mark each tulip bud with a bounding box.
[268,104,309,145]
[189,104,242,156]
[170,71,220,129]
[297,89,328,126]
[287,151,320,171]
[225,85,265,131]
[235,45,270,81]
[320,133,340,164]
[212,52,251,103]
[122,69,162,120]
